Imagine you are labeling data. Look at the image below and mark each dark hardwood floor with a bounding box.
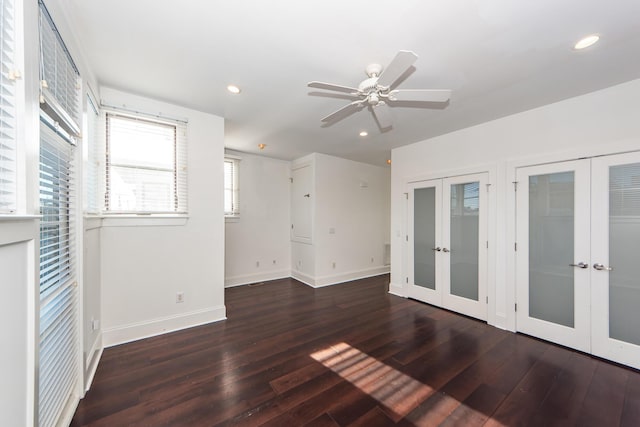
[72,275,640,426]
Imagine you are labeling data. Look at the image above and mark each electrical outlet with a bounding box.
[91,319,100,331]
[176,292,184,303]
[273,260,276,265]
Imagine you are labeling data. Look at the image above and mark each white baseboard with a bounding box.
[103,305,227,347]
[302,266,390,288]
[290,270,315,287]
[388,282,406,297]
[489,313,509,331]
[83,331,103,393]
[224,269,291,288]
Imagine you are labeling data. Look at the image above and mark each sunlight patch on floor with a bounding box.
[310,342,436,421]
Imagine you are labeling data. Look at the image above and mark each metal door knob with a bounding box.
[431,247,441,252]
[569,262,589,269]
[593,263,613,271]
[442,248,450,253]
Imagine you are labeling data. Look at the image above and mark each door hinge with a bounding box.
[406,277,408,283]
[406,235,408,242]
[513,181,518,191]
[514,242,518,251]
[486,296,488,304]
[486,241,489,249]
[515,303,518,312]
[291,224,294,229]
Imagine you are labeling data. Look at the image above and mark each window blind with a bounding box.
[105,111,188,214]
[224,157,239,216]
[38,2,81,426]
[39,119,78,427]
[0,0,17,213]
[38,0,81,137]
[84,94,100,213]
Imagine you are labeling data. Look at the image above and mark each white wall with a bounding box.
[99,88,226,346]
[82,218,102,389]
[314,154,391,286]
[391,78,640,330]
[224,150,291,287]
[291,153,391,287]
[0,220,38,427]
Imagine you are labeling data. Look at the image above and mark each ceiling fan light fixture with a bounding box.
[359,131,368,137]
[227,84,241,94]
[574,34,600,50]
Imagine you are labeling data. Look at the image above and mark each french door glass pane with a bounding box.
[609,163,640,345]
[450,182,479,301]
[414,187,436,289]
[529,172,575,327]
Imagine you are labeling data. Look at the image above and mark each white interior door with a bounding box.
[442,174,488,320]
[408,179,442,305]
[516,160,591,352]
[591,152,640,369]
[291,164,313,243]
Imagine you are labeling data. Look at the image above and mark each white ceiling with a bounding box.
[66,0,640,165]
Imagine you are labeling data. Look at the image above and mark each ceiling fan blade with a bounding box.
[321,100,365,123]
[376,50,418,89]
[373,101,392,130]
[388,89,451,103]
[308,81,359,94]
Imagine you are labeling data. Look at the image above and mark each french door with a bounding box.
[408,173,488,320]
[516,152,640,369]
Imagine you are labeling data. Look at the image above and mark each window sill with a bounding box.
[99,214,189,227]
[225,216,240,223]
[0,214,42,222]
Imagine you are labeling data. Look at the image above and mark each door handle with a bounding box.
[431,247,441,252]
[593,263,613,271]
[569,262,589,269]
[442,248,450,253]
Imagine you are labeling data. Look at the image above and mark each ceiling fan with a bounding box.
[308,50,451,130]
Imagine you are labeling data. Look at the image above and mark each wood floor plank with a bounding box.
[576,361,630,427]
[71,275,640,427]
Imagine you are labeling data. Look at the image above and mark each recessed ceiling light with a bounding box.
[258,143,266,150]
[227,84,241,94]
[574,34,600,50]
[359,131,368,137]
[386,159,392,165]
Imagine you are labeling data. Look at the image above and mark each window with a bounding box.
[38,2,81,426]
[105,112,187,214]
[224,157,239,217]
[0,0,17,213]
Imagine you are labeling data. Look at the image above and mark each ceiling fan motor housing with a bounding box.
[360,64,388,105]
